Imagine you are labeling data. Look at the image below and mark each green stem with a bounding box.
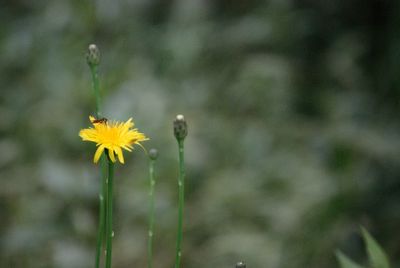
[148,159,156,268]
[95,155,107,268]
[89,63,107,268]
[90,65,102,118]
[174,140,185,268]
[105,160,115,268]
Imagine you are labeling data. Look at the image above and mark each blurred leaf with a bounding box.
[361,227,390,268]
[336,250,365,268]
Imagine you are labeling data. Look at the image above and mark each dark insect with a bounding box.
[92,117,108,124]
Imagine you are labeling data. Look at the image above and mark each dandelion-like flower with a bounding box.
[79,116,148,164]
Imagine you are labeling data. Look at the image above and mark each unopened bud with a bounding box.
[173,114,188,141]
[149,148,159,160]
[86,44,100,66]
[236,261,246,268]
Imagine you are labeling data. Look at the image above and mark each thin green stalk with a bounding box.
[174,140,185,268]
[148,158,156,268]
[90,65,102,118]
[95,154,107,268]
[88,56,107,268]
[105,160,115,268]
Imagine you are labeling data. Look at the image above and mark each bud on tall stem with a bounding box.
[147,149,158,268]
[87,43,107,268]
[174,115,187,268]
[87,44,100,66]
[173,114,188,141]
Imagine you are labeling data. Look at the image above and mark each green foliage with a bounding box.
[361,227,390,268]
[336,251,365,268]
[337,228,390,268]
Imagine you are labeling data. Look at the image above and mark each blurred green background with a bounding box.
[2,0,400,267]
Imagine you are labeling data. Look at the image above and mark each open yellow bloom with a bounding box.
[79,116,149,164]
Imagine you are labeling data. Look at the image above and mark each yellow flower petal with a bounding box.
[108,149,116,163]
[79,128,99,142]
[123,145,132,152]
[94,145,105,163]
[115,147,124,164]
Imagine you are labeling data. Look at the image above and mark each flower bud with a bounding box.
[86,44,100,66]
[149,148,159,160]
[173,114,188,141]
[235,261,246,268]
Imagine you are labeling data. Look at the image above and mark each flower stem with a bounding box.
[148,157,156,268]
[95,155,107,268]
[88,56,107,268]
[89,64,102,118]
[105,160,115,268]
[174,140,185,268]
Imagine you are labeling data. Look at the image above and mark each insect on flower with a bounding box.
[92,117,108,124]
[79,116,149,164]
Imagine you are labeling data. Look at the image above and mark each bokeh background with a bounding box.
[1,0,400,267]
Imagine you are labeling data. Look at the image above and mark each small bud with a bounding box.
[149,148,159,160]
[173,114,188,141]
[236,261,246,268]
[86,44,100,66]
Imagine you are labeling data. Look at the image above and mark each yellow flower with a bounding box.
[79,116,149,164]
